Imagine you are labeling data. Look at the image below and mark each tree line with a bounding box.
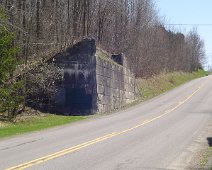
[0,0,206,119]
[1,0,205,75]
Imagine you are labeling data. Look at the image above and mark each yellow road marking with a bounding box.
[6,80,209,170]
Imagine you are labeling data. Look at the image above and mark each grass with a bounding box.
[0,115,86,139]
[200,147,212,168]
[138,70,207,100]
[206,71,212,76]
[96,48,123,67]
[0,69,208,139]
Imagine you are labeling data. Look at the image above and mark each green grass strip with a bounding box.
[0,115,86,139]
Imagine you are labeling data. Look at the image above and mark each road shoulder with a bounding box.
[169,119,212,170]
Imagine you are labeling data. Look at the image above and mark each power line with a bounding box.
[165,24,212,26]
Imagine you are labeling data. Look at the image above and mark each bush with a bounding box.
[26,63,62,112]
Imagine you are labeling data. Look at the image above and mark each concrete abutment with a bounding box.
[52,38,138,115]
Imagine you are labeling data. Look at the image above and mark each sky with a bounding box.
[156,0,212,68]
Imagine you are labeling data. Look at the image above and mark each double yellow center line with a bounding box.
[6,80,208,170]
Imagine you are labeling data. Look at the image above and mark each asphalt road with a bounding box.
[0,76,212,170]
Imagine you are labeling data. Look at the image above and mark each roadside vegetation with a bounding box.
[209,146,212,170]
[199,146,212,169]
[0,6,24,120]
[0,1,207,121]
[0,70,208,139]
[0,115,86,138]
[138,70,207,100]
[0,1,209,138]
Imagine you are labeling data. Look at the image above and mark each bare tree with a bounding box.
[0,0,206,78]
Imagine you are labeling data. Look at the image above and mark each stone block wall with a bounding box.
[95,55,137,113]
[50,38,138,114]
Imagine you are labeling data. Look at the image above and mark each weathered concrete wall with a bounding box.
[95,55,137,113]
[52,38,97,114]
[50,38,138,114]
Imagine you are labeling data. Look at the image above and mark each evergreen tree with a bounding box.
[0,6,24,120]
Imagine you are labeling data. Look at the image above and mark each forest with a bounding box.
[0,0,206,119]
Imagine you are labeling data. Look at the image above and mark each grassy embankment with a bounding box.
[138,70,208,101]
[0,70,209,139]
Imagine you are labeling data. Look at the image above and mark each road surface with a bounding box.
[0,76,212,170]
